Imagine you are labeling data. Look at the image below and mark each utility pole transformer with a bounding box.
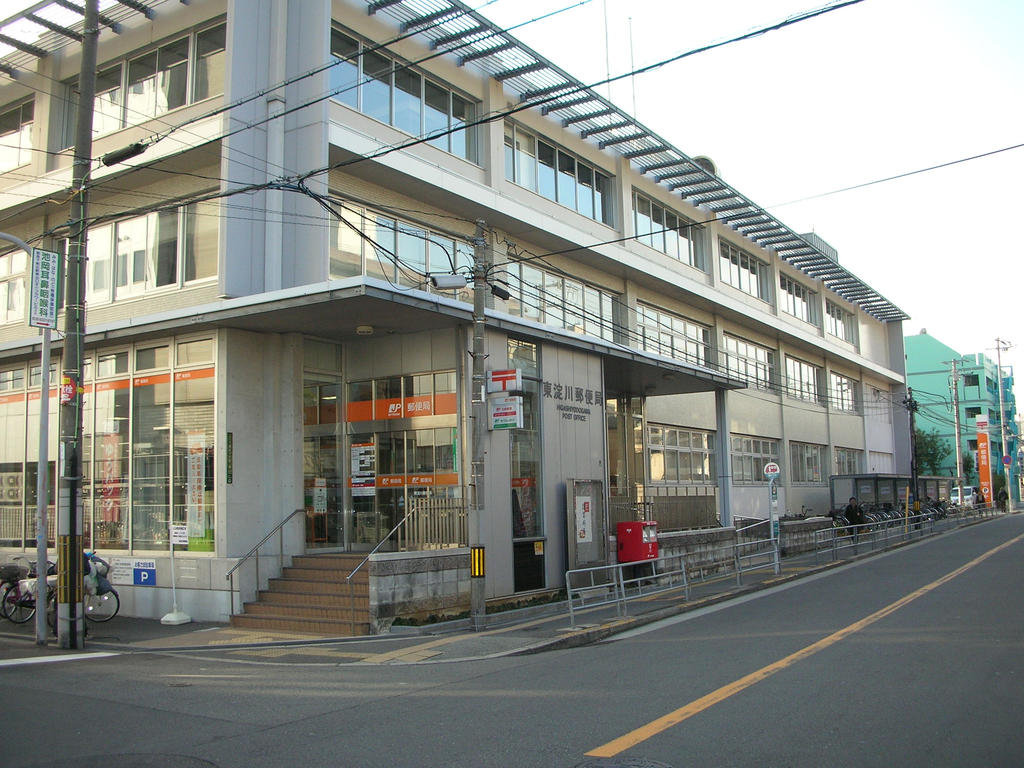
[58,0,98,649]
[994,339,1011,487]
[906,388,919,509]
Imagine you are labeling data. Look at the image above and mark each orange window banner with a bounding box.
[375,398,404,420]
[346,400,373,422]
[378,474,405,488]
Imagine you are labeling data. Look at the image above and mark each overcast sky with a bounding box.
[481,0,1024,418]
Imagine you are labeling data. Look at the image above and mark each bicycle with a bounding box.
[0,559,53,624]
[83,552,120,622]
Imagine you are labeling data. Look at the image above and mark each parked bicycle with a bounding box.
[0,558,55,624]
[83,551,119,622]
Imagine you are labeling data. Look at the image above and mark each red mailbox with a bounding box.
[617,521,658,562]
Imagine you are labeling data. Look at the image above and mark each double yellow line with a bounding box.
[588,532,1024,758]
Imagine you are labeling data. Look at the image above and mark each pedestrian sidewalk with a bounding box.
[0,549,841,666]
[3,511,1007,666]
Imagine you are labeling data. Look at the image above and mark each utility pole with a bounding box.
[950,359,964,490]
[905,387,919,509]
[469,220,489,631]
[58,0,98,650]
[993,338,1012,497]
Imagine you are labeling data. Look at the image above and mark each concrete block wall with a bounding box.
[779,518,834,556]
[642,528,738,577]
[368,549,470,633]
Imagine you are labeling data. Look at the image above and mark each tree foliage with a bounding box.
[914,428,947,475]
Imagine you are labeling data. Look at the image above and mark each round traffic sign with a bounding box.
[763,462,780,478]
[1003,455,1012,466]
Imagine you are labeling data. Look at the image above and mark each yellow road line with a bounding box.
[587,532,1024,758]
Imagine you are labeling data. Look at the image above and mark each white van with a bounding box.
[950,486,976,508]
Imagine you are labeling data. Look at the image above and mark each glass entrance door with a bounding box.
[303,376,342,548]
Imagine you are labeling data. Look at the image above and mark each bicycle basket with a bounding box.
[0,564,28,583]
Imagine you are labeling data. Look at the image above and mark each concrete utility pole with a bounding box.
[58,0,98,650]
[950,359,963,489]
[905,388,920,508]
[469,220,489,631]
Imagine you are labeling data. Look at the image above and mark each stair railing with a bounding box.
[225,508,304,615]
[345,510,412,635]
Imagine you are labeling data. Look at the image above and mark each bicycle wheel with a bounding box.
[84,590,119,621]
[2,583,36,623]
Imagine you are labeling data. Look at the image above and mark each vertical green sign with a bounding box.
[226,432,233,484]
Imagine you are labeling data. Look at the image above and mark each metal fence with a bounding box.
[396,496,467,551]
[812,504,998,563]
[565,536,780,628]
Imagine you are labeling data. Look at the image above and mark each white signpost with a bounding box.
[764,462,782,575]
[162,523,191,626]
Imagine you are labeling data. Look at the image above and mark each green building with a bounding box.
[904,331,1018,499]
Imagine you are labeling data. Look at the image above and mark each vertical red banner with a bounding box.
[977,416,992,504]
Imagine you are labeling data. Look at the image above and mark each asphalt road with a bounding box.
[5,515,1024,768]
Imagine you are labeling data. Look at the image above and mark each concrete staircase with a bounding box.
[229,553,371,636]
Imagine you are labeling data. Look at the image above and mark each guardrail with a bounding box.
[812,504,998,563]
[565,536,780,628]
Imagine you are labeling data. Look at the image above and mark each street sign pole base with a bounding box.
[161,610,192,625]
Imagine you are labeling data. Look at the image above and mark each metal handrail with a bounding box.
[225,508,304,615]
[344,510,413,635]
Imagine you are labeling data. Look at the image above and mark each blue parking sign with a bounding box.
[133,559,157,586]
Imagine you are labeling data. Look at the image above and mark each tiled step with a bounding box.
[242,601,369,621]
[280,566,368,583]
[257,589,366,608]
[265,578,368,596]
[229,613,370,636]
[290,555,368,571]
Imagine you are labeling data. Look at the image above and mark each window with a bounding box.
[503,261,617,342]
[0,247,27,324]
[0,100,33,172]
[330,29,477,162]
[786,356,822,404]
[780,274,817,324]
[86,202,218,304]
[963,374,979,388]
[636,303,710,365]
[504,123,613,224]
[329,202,474,301]
[965,406,982,418]
[834,447,862,475]
[790,441,826,484]
[63,23,226,145]
[632,192,704,268]
[826,300,856,343]
[719,239,770,301]
[648,425,716,484]
[721,335,775,389]
[829,372,858,412]
[731,435,781,483]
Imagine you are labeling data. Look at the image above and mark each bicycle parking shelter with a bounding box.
[829,473,953,513]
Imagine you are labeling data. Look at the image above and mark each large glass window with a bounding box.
[649,425,716,484]
[504,123,613,225]
[834,447,862,475]
[131,360,171,550]
[173,366,215,550]
[786,356,822,404]
[632,192,704,269]
[826,299,857,343]
[509,341,542,551]
[0,100,33,173]
[636,304,710,366]
[87,202,218,304]
[790,441,826,484]
[829,371,858,413]
[330,29,478,162]
[65,24,225,144]
[719,239,771,302]
[721,334,775,389]
[0,247,27,324]
[503,261,618,342]
[731,435,781,484]
[780,274,817,324]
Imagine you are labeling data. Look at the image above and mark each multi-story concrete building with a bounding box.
[904,331,1018,495]
[0,0,910,627]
